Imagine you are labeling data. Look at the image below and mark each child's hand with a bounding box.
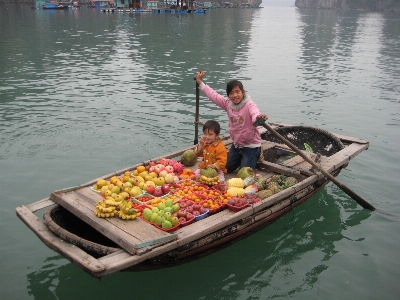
[195,71,205,85]
[257,114,268,121]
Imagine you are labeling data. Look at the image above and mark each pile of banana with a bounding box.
[94,200,118,218]
[117,201,139,220]
[199,175,219,185]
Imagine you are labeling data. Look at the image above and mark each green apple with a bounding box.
[151,207,159,214]
[104,189,112,197]
[171,204,180,213]
[157,202,166,211]
[165,199,173,207]
[155,215,164,226]
[157,210,165,216]
[143,208,152,221]
[150,212,158,223]
[164,207,172,213]
[164,212,172,221]
[161,220,172,229]
[171,216,179,226]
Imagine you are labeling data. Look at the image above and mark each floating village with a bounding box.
[34,0,263,12]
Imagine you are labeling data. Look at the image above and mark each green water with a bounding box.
[1,2,400,299]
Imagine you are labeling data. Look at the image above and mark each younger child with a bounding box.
[194,120,227,183]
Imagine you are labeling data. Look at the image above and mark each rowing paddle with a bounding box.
[254,119,376,211]
[193,77,200,145]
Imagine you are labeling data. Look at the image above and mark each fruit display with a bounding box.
[90,156,296,225]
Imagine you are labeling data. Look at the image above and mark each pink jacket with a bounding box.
[201,84,262,147]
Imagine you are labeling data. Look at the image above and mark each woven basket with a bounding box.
[43,205,121,257]
[261,125,344,156]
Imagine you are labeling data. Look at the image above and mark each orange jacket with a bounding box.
[196,139,227,173]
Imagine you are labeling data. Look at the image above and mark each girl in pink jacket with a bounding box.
[195,71,268,173]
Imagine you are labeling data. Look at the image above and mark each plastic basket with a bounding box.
[226,202,250,212]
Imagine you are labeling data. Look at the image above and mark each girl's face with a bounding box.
[202,129,219,144]
[228,86,244,105]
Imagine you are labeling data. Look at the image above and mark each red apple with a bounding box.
[199,207,207,214]
[186,206,194,214]
[153,187,164,197]
[179,202,187,208]
[186,212,194,220]
[161,184,170,194]
[179,217,187,223]
[193,204,201,211]
[177,210,187,218]
[146,185,155,195]
[192,210,200,216]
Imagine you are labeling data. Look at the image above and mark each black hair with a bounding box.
[203,120,220,135]
[226,80,245,96]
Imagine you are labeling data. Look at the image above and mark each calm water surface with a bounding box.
[1,2,400,299]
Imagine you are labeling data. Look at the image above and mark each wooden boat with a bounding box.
[16,122,369,278]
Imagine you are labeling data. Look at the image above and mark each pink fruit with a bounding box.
[161,184,170,194]
[193,204,201,211]
[146,185,155,195]
[153,187,163,197]
[192,211,200,216]
[173,162,185,173]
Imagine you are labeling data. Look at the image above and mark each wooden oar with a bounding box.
[194,78,200,145]
[254,119,376,211]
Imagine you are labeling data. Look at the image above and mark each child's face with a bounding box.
[202,129,219,144]
[228,85,244,105]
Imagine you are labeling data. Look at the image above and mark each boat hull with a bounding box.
[15,123,369,278]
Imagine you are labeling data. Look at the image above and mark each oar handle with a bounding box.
[194,77,200,145]
[256,120,375,211]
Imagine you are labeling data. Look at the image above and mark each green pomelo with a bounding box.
[181,149,197,167]
[237,167,255,179]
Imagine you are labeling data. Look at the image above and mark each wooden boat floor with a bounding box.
[50,189,177,255]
